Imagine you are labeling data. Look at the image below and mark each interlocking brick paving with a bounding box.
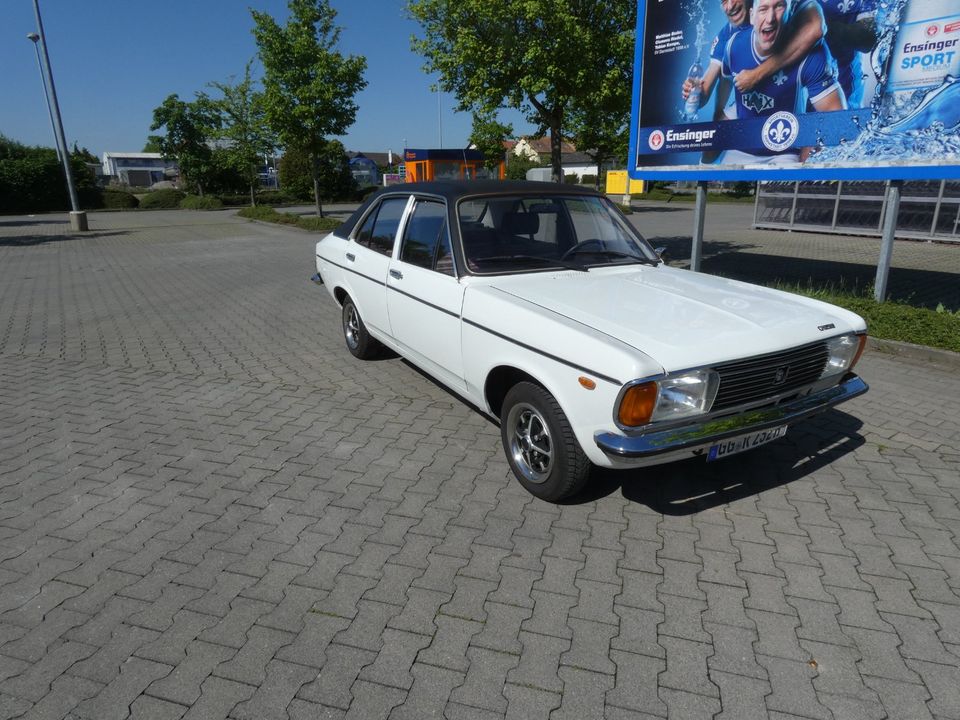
[0,208,958,719]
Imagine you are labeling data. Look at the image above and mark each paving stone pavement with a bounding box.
[1,208,959,720]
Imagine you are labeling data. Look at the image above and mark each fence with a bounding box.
[753,180,960,243]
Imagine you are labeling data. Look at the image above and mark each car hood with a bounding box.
[486,266,865,372]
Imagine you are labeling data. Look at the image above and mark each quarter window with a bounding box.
[355,197,407,256]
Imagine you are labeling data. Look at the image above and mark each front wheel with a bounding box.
[341,297,381,359]
[500,382,591,502]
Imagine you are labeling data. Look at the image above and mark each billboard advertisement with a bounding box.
[628,0,960,180]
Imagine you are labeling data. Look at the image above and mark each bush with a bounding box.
[255,190,297,206]
[563,173,579,184]
[101,189,139,209]
[237,205,278,221]
[580,174,597,186]
[139,189,186,209]
[237,205,340,232]
[180,194,223,210]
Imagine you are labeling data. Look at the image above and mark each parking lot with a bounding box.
[1,206,959,720]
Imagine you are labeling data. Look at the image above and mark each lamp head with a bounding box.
[27,32,40,43]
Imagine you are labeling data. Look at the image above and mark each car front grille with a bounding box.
[712,341,829,412]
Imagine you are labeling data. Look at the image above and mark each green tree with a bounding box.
[408,0,636,183]
[564,2,635,188]
[142,135,164,153]
[206,62,276,206]
[468,109,512,171]
[279,138,355,202]
[150,94,220,196]
[251,0,367,216]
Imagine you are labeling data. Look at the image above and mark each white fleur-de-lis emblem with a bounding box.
[837,0,855,12]
[769,121,791,144]
[773,71,788,86]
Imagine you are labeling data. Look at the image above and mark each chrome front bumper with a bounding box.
[594,374,868,459]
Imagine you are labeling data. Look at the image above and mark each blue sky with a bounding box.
[1,0,535,157]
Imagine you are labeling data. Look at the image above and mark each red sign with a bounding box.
[945,20,960,33]
[926,24,939,37]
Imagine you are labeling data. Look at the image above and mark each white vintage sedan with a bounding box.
[313,181,868,501]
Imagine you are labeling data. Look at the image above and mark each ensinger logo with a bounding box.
[761,111,799,152]
[927,24,940,37]
[648,130,665,151]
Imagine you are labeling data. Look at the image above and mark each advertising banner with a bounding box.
[628,0,960,180]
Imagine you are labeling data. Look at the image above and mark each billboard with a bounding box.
[628,0,960,180]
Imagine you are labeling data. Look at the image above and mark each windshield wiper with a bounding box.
[563,247,660,266]
[477,254,588,272]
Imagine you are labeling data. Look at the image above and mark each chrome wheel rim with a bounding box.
[506,402,553,484]
[344,304,360,349]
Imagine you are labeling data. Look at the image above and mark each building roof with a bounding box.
[504,137,578,154]
[102,152,164,160]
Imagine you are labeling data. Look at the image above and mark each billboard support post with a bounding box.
[874,180,902,302]
[690,181,707,272]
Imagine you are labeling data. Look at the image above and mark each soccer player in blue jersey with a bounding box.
[683,0,827,123]
[721,0,845,163]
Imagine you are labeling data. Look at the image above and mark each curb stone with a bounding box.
[866,336,960,371]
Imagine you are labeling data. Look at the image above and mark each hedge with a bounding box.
[139,189,186,209]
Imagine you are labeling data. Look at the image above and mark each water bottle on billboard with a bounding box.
[684,59,704,121]
[878,0,960,129]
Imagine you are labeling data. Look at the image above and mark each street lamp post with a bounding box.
[26,32,59,163]
[29,0,87,231]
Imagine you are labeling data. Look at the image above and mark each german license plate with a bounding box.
[707,425,788,461]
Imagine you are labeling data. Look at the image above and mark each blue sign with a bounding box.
[628,0,960,180]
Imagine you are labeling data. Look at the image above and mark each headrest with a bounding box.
[502,211,539,236]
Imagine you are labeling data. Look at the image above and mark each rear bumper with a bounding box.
[594,374,868,459]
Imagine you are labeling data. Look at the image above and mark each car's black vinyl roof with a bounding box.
[376,179,600,200]
[335,180,601,236]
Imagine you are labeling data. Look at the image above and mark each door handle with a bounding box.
[346,253,356,262]
[389,269,403,280]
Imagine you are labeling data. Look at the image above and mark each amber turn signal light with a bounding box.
[851,334,867,370]
[578,376,597,390]
[618,381,658,427]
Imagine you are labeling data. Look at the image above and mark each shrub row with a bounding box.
[237,205,341,233]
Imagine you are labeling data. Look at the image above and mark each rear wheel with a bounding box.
[341,297,381,359]
[500,382,591,502]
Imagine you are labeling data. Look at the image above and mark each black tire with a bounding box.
[341,297,381,359]
[500,381,591,502]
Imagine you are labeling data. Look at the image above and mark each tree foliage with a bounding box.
[251,0,367,216]
[150,94,220,196]
[0,135,100,213]
[469,109,512,171]
[408,0,636,182]
[205,62,276,206]
[279,139,355,202]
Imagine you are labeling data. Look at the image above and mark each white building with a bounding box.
[101,152,177,187]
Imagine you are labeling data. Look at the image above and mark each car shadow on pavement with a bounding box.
[568,409,865,513]
[0,230,130,247]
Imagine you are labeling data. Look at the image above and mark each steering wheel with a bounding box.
[561,239,605,261]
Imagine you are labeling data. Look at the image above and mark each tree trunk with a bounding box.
[249,183,256,207]
[312,167,323,218]
[550,126,563,184]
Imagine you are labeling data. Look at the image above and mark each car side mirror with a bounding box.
[654,246,667,261]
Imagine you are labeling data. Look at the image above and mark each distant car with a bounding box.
[312,181,868,502]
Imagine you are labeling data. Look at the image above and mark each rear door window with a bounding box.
[355,197,408,257]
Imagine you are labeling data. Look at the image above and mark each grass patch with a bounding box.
[237,205,340,233]
[773,282,960,353]
[632,188,754,204]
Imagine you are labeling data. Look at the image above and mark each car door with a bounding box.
[347,195,410,338]
[386,197,466,390]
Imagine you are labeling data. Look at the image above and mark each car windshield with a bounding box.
[457,194,658,274]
